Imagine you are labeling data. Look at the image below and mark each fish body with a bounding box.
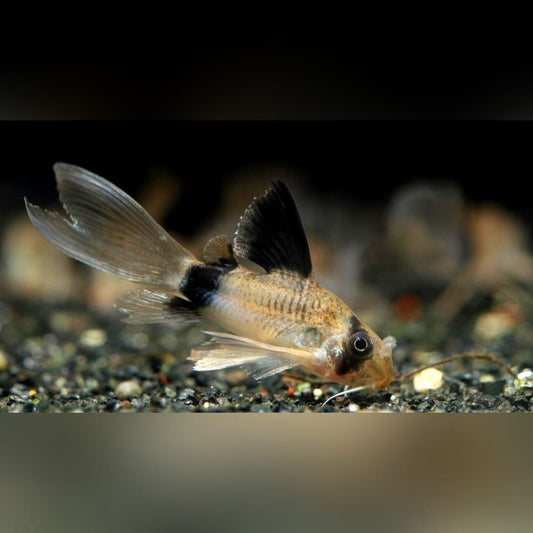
[25,163,395,389]
[194,267,393,387]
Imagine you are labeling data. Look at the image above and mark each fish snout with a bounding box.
[368,336,396,389]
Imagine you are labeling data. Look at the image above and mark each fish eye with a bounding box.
[334,331,375,375]
[351,332,373,357]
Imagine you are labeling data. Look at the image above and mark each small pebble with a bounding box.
[115,380,142,399]
[178,388,196,401]
[85,378,100,392]
[132,332,149,349]
[10,383,29,399]
[413,368,444,392]
[150,396,170,408]
[473,311,517,339]
[479,377,506,395]
[312,388,323,400]
[504,385,518,397]
[63,342,77,358]
[79,329,107,348]
[163,386,177,399]
[49,312,70,333]
[517,368,533,388]
[132,398,145,410]
[105,400,121,412]
[0,349,8,372]
[297,382,312,395]
[348,403,359,412]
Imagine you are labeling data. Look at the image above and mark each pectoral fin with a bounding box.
[189,331,310,380]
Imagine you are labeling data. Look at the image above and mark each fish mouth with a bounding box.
[368,355,394,389]
[366,336,396,390]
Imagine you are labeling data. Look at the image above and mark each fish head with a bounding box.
[323,323,396,390]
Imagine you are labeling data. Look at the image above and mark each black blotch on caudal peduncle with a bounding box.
[180,263,236,307]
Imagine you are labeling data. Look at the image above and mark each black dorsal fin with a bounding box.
[233,180,312,277]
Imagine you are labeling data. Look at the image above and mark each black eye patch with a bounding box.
[334,330,375,375]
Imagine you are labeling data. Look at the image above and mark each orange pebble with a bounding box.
[155,373,169,384]
[394,294,423,321]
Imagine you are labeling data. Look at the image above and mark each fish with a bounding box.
[25,163,395,389]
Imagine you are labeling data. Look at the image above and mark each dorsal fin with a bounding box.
[232,181,312,277]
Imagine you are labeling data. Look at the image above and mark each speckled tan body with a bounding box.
[200,266,393,387]
[206,267,350,345]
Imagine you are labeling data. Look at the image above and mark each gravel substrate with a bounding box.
[1,297,532,413]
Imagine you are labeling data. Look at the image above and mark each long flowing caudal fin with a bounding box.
[25,163,198,293]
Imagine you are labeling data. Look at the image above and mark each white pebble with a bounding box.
[348,403,359,412]
[132,333,149,349]
[518,368,533,380]
[115,380,142,399]
[313,388,323,400]
[80,329,107,347]
[517,368,533,387]
[413,368,444,392]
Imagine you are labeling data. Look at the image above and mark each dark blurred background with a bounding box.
[2,38,533,220]
[1,37,532,121]
[3,120,533,226]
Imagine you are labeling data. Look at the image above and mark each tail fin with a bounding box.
[25,163,198,293]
